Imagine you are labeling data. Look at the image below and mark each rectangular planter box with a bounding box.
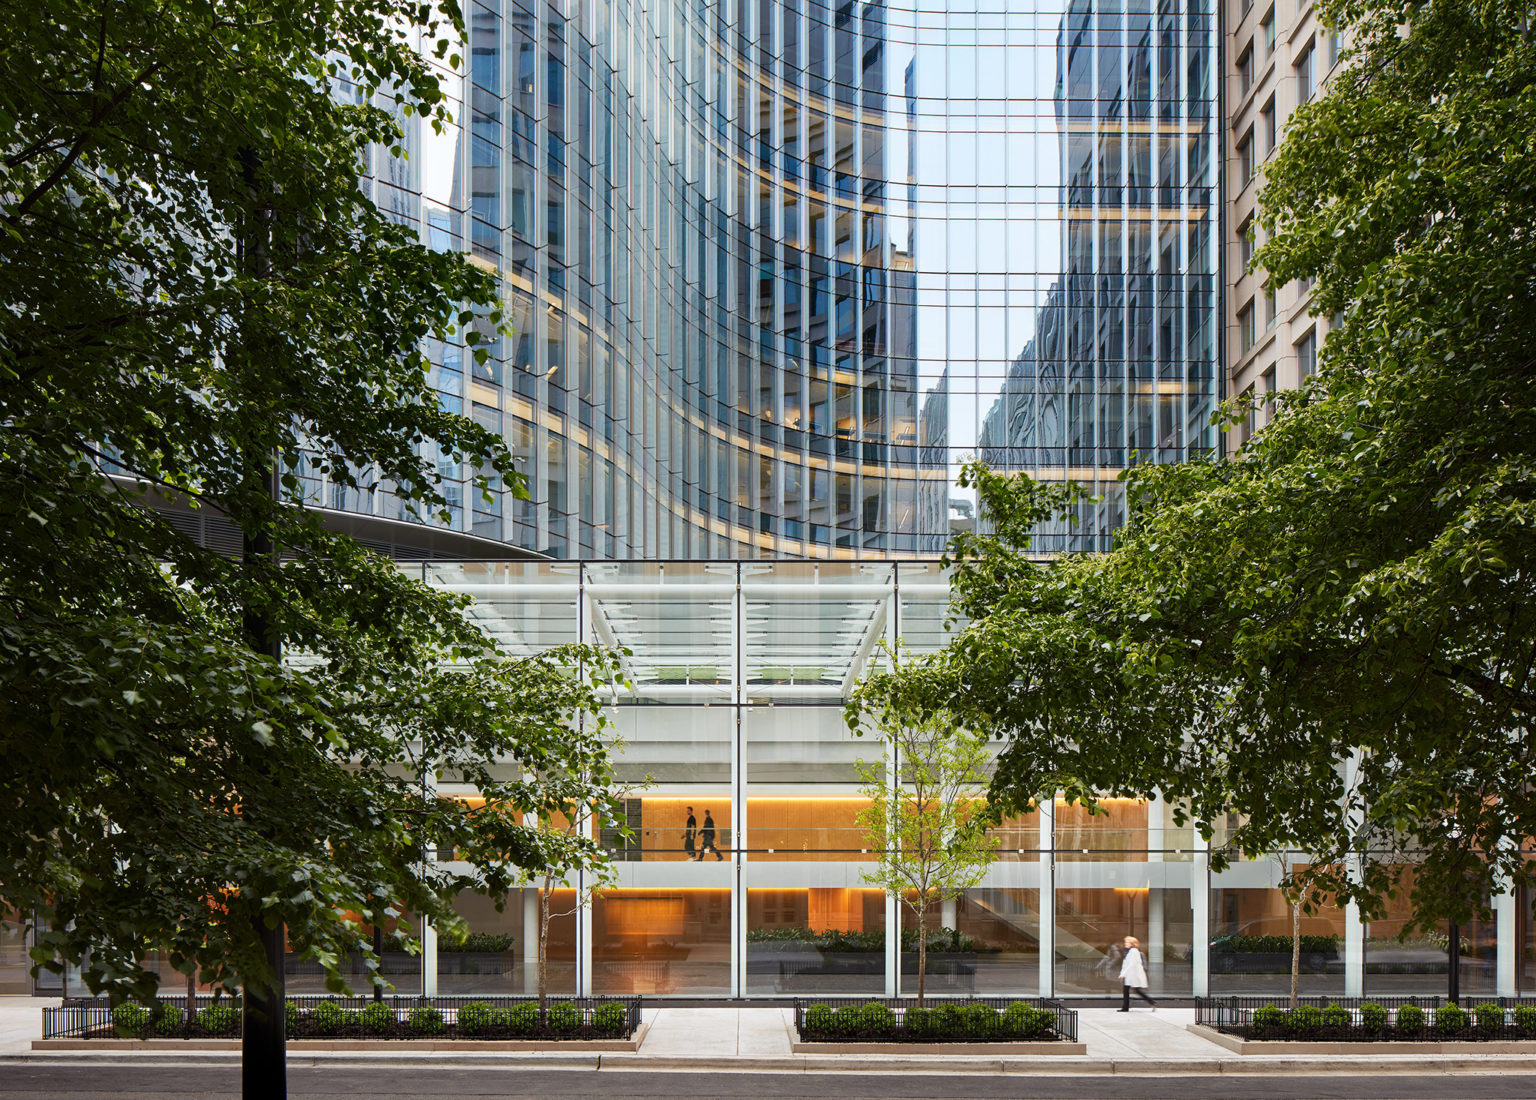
[1188,1023,1536,1055]
[34,1019,649,1054]
[791,1038,1085,1055]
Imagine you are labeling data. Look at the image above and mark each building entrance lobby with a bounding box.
[277,561,1526,1001]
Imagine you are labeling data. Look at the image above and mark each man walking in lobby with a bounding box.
[684,806,697,859]
[697,808,722,860]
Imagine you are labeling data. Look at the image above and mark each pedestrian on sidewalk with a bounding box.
[1117,935,1156,1011]
[698,808,722,860]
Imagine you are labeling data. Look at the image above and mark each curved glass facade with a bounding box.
[347,0,1217,557]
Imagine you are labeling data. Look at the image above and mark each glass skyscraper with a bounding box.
[346,0,1217,558]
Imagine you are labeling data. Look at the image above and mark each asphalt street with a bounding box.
[5,1064,1536,1100]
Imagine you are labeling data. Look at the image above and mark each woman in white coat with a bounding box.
[1117,935,1156,1011]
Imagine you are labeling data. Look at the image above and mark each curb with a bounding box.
[7,1050,1536,1075]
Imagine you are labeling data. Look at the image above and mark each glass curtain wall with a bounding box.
[318,0,1217,559]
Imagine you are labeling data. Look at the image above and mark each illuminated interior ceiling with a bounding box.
[433,562,957,703]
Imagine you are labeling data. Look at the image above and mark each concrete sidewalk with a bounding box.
[6,997,1536,1076]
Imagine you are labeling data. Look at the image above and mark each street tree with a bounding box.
[894,0,1536,943]
[0,0,626,1094]
[849,649,1000,1005]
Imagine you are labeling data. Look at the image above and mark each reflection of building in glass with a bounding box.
[976,0,1218,552]
[321,0,1218,559]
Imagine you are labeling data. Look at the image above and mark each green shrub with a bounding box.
[831,1004,863,1036]
[1285,1004,1323,1036]
[1358,1003,1387,1032]
[197,1004,240,1036]
[439,932,514,953]
[902,1006,933,1036]
[456,1001,494,1036]
[931,1003,964,1038]
[1435,1004,1467,1034]
[408,1005,444,1036]
[113,1003,151,1039]
[547,1002,581,1034]
[593,1002,629,1034]
[1396,1004,1425,1033]
[359,1002,394,1036]
[1003,1003,1053,1039]
[499,1002,539,1034]
[1321,1003,1349,1030]
[1514,1005,1536,1035]
[284,1002,302,1032]
[151,1005,185,1036]
[860,1002,895,1035]
[1473,1002,1505,1031]
[963,1004,1000,1037]
[803,1003,834,1035]
[309,1001,348,1036]
[1251,1004,1284,1032]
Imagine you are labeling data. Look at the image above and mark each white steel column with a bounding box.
[731,562,745,998]
[1497,884,1518,997]
[421,921,438,996]
[1038,797,1055,998]
[522,889,540,994]
[1146,795,1165,987]
[1345,901,1365,997]
[1191,830,1210,997]
[579,870,594,997]
[885,571,900,997]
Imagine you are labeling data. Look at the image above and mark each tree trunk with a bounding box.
[538,882,551,1013]
[1289,896,1301,1011]
[186,966,197,1037]
[916,897,928,1008]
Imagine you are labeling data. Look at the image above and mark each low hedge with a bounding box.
[799,1000,1063,1042]
[1243,1000,1536,1041]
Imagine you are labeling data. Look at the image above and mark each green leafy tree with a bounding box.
[893,0,1536,941]
[849,649,1000,1005]
[0,0,625,1093]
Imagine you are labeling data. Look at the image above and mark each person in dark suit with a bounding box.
[698,808,722,860]
[683,806,697,859]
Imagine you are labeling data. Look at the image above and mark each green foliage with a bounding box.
[284,1002,301,1032]
[1284,1005,1324,1036]
[112,1003,150,1039]
[1213,935,1340,955]
[849,648,999,1003]
[499,1002,539,1034]
[1435,1004,1468,1034]
[1252,1004,1285,1031]
[196,1004,240,1036]
[359,1003,394,1036]
[803,1004,835,1035]
[1396,1005,1425,1033]
[309,1001,349,1036]
[0,0,631,1011]
[1320,1003,1349,1030]
[439,933,514,954]
[930,1003,965,1038]
[407,1005,444,1036]
[746,927,887,952]
[592,1003,629,1034]
[457,1001,496,1036]
[1358,1003,1387,1032]
[546,1002,581,1034]
[1003,1003,1054,1039]
[902,1006,933,1036]
[860,1002,895,1034]
[151,1005,185,1037]
[1473,1002,1505,1031]
[1513,1005,1536,1035]
[830,1004,864,1036]
[962,1004,999,1037]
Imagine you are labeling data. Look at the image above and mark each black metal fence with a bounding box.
[42,995,642,1042]
[794,996,1077,1043]
[1196,995,1536,1042]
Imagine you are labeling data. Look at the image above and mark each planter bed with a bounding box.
[1187,1024,1536,1055]
[1192,997,1536,1053]
[793,997,1082,1053]
[35,1021,649,1053]
[42,996,643,1046]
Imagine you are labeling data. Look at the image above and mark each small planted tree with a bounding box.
[849,648,999,1005]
